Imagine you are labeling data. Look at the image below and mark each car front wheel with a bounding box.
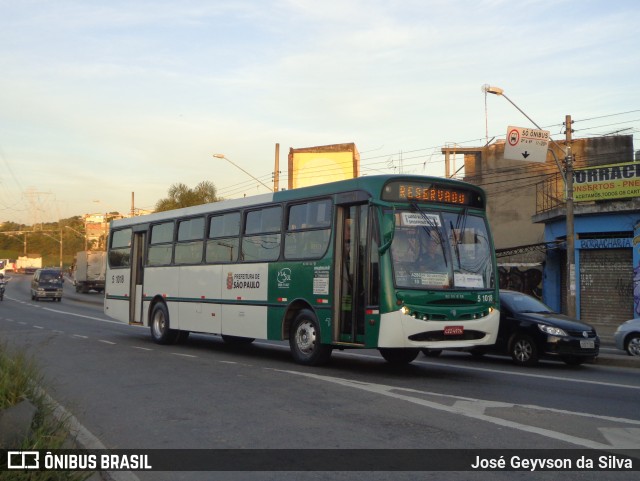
[625,334,640,356]
[510,334,539,366]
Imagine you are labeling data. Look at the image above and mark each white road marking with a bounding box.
[412,357,640,391]
[272,368,640,450]
[599,427,640,448]
[99,340,116,345]
[318,348,640,391]
[42,307,126,325]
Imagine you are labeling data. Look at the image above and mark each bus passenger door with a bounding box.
[129,231,145,325]
[335,204,373,344]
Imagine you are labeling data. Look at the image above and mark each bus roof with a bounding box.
[111,174,485,228]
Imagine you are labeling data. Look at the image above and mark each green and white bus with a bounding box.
[104,175,499,366]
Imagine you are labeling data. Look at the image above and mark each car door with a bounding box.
[496,303,515,350]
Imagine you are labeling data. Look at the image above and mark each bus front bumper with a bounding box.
[377,309,499,349]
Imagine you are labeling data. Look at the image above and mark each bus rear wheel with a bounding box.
[379,348,420,365]
[150,302,179,345]
[289,310,332,366]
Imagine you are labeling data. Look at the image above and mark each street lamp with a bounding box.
[484,85,576,318]
[213,154,273,192]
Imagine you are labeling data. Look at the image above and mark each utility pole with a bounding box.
[483,85,578,318]
[565,115,576,318]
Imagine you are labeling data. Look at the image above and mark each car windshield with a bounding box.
[389,209,493,289]
[503,293,553,314]
[41,272,61,282]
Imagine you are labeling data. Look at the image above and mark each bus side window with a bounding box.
[284,200,332,260]
[147,221,174,266]
[206,212,240,263]
[243,206,282,261]
[175,217,205,265]
[108,228,132,267]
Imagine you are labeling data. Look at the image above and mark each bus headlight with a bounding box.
[401,306,411,315]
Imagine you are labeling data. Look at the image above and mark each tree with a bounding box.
[154,181,221,212]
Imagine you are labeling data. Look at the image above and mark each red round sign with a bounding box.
[508,129,520,146]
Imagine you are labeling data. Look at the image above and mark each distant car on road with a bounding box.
[30,268,64,302]
[423,290,600,366]
[613,318,640,357]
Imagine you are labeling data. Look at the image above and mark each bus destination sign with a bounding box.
[382,181,483,207]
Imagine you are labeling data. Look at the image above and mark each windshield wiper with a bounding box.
[410,202,448,267]
[450,207,470,268]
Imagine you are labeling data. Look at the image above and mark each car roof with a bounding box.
[499,289,529,297]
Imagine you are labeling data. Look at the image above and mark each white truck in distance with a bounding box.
[73,251,107,293]
[17,255,42,274]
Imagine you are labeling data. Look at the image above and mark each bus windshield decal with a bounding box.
[400,212,441,227]
[454,272,484,288]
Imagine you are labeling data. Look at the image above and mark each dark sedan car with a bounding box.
[424,290,600,366]
[486,290,600,366]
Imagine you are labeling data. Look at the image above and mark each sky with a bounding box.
[1,0,640,224]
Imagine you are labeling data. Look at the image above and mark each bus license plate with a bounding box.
[444,326,464,336]
[580,340,594,349]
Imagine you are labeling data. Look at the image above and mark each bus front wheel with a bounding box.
[150,302,179,345]
[379,348,420,365]
[289,310,332,366]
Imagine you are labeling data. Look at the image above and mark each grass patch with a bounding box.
[0,343,94,480]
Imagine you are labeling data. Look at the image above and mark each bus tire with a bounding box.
[289,309,332,366]
[379,348,420,365]
[150,302,179,345]
[421,348,442,357]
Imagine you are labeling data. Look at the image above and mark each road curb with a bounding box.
[593,354,640,368]
[43,389,140,481]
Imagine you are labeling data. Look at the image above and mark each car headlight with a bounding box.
[538,324,568,336]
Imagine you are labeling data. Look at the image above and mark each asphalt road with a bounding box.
[1,274,639,481]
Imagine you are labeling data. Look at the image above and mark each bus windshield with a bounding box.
[389,209,493,290]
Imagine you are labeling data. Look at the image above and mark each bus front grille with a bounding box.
[408,330,485,342]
